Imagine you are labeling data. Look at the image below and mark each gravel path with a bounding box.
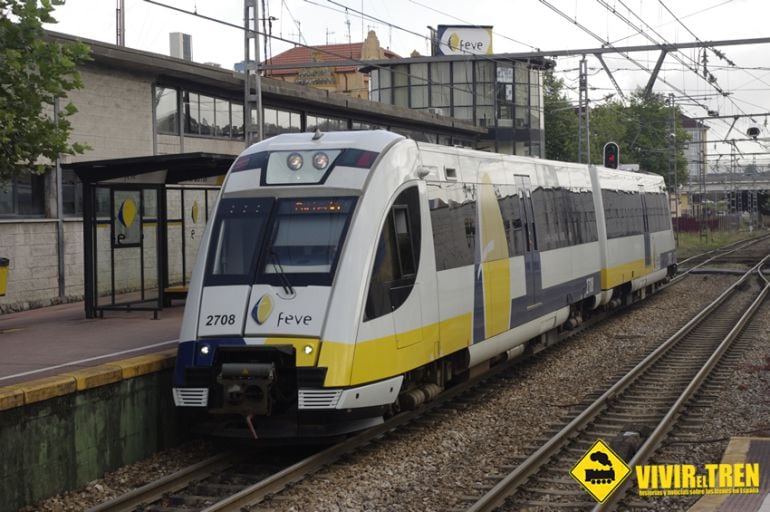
[25,272,770,512]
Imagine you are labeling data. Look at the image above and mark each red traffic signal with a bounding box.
[603,142,619,169]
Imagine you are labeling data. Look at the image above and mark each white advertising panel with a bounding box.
[436,25,494,56]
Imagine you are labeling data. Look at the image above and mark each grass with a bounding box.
[675,227,767,260]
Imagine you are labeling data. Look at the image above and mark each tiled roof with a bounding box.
[264,42,399,75]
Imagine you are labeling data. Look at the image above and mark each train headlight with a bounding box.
[303,344,314,355]
[287,152,303,171]
[199,344,210,355]
[312,152,329,170]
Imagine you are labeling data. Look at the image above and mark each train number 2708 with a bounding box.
[205,314,237,326]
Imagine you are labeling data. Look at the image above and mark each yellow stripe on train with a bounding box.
[318,313,472,387]
[601,258,653,289]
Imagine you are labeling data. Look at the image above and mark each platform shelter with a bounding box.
[65,153,232,318]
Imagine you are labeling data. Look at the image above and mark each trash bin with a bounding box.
[0,258,8,297]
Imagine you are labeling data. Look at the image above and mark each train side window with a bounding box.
[499,195,525,257]
[364,187,422,321]
[429,182,476,271]
[392,206,416,276]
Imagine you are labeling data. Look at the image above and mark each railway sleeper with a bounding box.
[171,495,225,506]
[509,498,598,508]
[599,411,667,421]
[538,476,582,485]
[525,486,587,496]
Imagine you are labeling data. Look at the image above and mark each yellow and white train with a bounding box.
[173,130,676,439]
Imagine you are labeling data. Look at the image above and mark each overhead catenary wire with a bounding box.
[144,0,764,167]
[538,0,710,112]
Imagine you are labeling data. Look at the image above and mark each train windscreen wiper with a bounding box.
[269,250,295,296]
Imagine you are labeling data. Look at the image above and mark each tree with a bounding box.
[0,0,90,181]
[617,90,690,187]
[587,99,627,166]
[543,82,690,188]
[543,70,578,162]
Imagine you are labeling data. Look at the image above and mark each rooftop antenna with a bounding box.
[290,20,304,46]
[325,27,335,45]
[345,9,351,44]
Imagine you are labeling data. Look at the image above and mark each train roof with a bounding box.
[236,130,667,194]
[242,130,405,157]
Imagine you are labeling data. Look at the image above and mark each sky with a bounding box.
[46,0,770,170]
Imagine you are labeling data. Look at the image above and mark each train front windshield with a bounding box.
[205,196,356,287]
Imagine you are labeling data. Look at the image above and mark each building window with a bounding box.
[452,61,473,116]
[306,114,347,132]
[430,62,451,108]
[393,64,409,107]
[0,173,46,217]
[198,94,215,136]
[174,89,243,139]
[264,108,301,137]
[369,69,380,102]
[155,86,179,134]
[231,102,244,138]
[379,68,392,104]
[62,169,83,217]
[214,98,229,136]
[410,63,428,109]
[184,91,200,134]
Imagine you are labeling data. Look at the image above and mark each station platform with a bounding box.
[0,301,182,404]
[689,437,770,512]
[0,302,186,511]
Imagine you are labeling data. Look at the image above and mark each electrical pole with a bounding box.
[244,0,264,146]
[669,93,679,242]
[116,0,125,46]
[578,56,589,164]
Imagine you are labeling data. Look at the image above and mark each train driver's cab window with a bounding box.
[205,197,274,285]
[364,187,421,321]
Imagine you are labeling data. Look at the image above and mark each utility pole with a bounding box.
[244,0,264,146]
[116,0,125,46]
[699,124,708,242]
[669,93,679,241]
[578,56,590,164]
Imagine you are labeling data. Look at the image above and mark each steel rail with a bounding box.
[90,296,593,512]
[466,258,766,512]
[673,232,770,282]
[86,453,238,512]
[201,354,526,512]
[594,255,770,511]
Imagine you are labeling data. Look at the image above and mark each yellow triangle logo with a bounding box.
[569,439,632,503]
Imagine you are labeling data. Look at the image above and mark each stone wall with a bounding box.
[0,359,181,511]
[0,221,84,312]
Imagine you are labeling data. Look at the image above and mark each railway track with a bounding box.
[85,450,312,512]
[464,256,770,512]
[674,233,770,278]
[90,240,769,512]
[88,339,541,512]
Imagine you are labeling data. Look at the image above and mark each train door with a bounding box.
[514,175,540,308]
[363,185,437,350]
[640,191,652,268]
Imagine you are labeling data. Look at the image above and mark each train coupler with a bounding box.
[218,362,276,416]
